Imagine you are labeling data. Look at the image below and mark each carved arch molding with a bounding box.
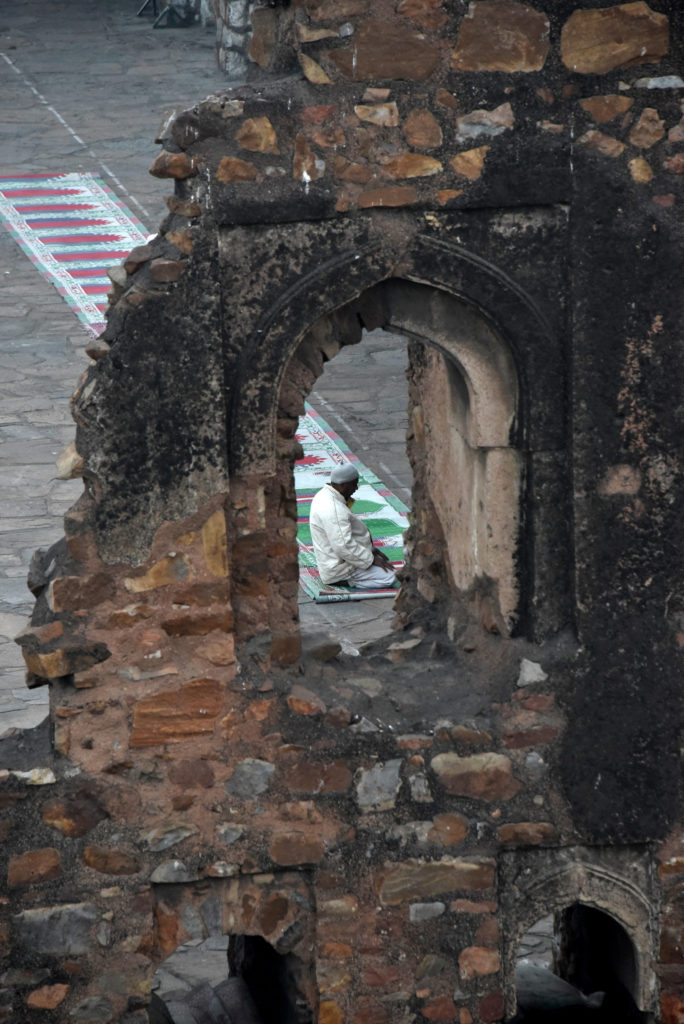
[499,845,659,1017]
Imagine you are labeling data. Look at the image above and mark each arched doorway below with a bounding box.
[512,905,646,1023]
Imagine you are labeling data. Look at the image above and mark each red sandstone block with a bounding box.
[8,848,61,888]
[422,995,458,1021]
[479,989,505,1023]
[287,684,326,715]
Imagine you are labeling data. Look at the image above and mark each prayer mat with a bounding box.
[0,172,148,336]
[295,404,409,602]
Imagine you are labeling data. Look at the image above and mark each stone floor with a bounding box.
[0,0,413,736]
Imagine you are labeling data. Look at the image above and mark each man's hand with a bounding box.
[372,547,392,569]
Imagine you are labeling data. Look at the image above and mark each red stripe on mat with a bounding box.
[39,234,126,245]
[1,188,83,197]
[15,203,96,213]
[27,219,110,229]
[53,251,129,261]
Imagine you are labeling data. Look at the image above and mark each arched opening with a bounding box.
[512,906,646,1022]
[299,325,411,651]
[500,848,657,1021]
[555,904,641,1017]
[277,276,522,648]
[148,933,313,1024]
[229,230,573,654]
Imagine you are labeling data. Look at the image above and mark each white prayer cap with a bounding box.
[330,463,359,484]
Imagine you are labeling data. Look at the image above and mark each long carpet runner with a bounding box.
[295,405,408,602]
[0,172,148,336]
[0,173,409,601]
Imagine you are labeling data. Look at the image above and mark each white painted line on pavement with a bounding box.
[0,51,151,223]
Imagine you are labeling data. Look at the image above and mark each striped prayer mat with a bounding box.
[295,404,408,601]
[0,172,148,336]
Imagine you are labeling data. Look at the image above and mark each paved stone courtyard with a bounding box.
[0,0,412,734]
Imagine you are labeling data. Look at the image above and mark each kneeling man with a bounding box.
[309,463,397,589]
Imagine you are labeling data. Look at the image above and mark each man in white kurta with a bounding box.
[309,463,397,589]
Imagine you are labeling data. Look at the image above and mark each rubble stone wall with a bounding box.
[2,2,683,1022]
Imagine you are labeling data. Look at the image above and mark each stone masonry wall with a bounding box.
[1,2,683,1022]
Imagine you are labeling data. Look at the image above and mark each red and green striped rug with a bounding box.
[0,172,148,337]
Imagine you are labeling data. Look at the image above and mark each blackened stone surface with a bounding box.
[559,150,684,843]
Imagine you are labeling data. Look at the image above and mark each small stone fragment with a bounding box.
[456,102,514,143]
[402,109,443,149]
[124,554,190,593]
[664,153,684,174]
[293,134,326,182]
[354,102,400,127]
[561,3,669,75]
[287,684,326,715]
[436,88,458,109]
[497,821,557,844]
[635,75,684,89]
[409,773,433,802]
[249,7,277,68]
[410,901,445,923]
[459,945,500,979]
[382,153,442,178]
[380,858,495,905]
[358,185,417,208]
[428,813,468,847]
[130,678,222,746]
[327,20,440,81]
[10,767,56,785]
[431,752,521,801]
[82,846,141,875]
[150,860,198,883]
[8,848,61,888]
[362,87,391,103]
[216,157,258,183]
[517,658,548,686]
[629,156,654,182]
[579,94,634,123]
[149,151,201,179]
[226,758,275,798]
[55,441,83,480]
[298,53,333,85]
[450,147,489,180]
[42,790,107,837]
[269,831,325,866]
[356,759,402,811]
[26,984,69,1010]
[237,117,279,154]
[143,823,199,852]
[437,189,464,205]
[296,24,337,43]
[217,824,245,845]
[149,258,185,283]
[629,107,665,147]
[452,2,550,73]
[13,904,99,956]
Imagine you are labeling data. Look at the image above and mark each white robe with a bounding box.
[309,483,374,584]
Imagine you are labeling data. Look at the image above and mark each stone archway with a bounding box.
[227,221,569,644]
[500,846,658,1018]
[277,278,522,633]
